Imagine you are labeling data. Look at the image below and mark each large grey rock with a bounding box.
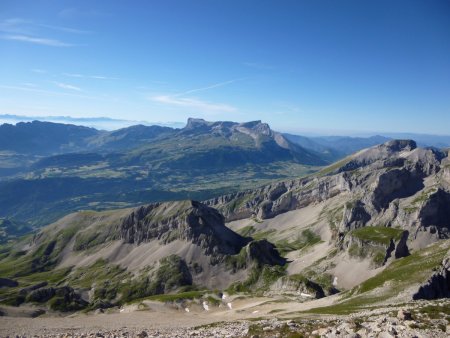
[418,189,450,239]
[0,278,18,288]
[340,201,371,232]
[413,255,450,300]
[19,281,48,295]
[118,201,249,256]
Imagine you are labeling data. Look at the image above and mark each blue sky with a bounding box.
[0,0,449,135]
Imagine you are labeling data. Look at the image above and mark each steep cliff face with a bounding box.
[342,227,410,267]
[417,189,450,237]
[339,201,371,232]
[205,172,350,222]
[413,255,450,300]
[117,200,248,256]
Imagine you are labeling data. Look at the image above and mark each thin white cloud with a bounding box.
[175,78,244,97]
[151,95,236,113]
[0,18,31,34]
[55,82,82,91]
[2,34,74,47]
[37,24,91,34]
[90,75,118,80]
[62,73,84,78]
[32,69,47,74]
[0,84,101,100]
[0,18,90,35]
[62,73,118,80]
[149,79,242,113]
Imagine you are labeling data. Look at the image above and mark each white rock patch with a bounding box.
[333,276,338,287]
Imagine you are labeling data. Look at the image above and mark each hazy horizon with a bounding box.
[2,113,450,139]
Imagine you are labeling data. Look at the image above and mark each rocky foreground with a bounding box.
[1,300,448,338]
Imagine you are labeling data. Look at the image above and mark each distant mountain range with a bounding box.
[1,118,449,230]
[0,114,185,131]
[283,134,391,162]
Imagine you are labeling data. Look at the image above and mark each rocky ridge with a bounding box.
[206,140,450,249]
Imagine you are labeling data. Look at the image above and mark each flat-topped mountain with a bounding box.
[120,118,327,170]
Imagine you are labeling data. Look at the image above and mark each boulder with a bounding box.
[0,277,18,288]
[397,309,413,320]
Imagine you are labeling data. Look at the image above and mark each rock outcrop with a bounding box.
[413,254,450,300]
[117,200,249,256]
[418,189,450,238]
[270,275,326,299]
[246,240,286,267]
[0,278,18,288]
[24,286,87,311]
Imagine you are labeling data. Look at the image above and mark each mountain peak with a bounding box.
[184,117,273,136]
[185,117,209,129]
[118,200,249,255]
[383,139,417,152]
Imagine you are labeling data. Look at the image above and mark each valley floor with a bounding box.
[1,297,448,337]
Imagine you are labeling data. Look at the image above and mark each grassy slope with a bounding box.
[305,240,449,314]
[350,226,404,246]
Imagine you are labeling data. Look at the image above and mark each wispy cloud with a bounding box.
[175,78,244,96]
[149,79,241,113]
[2,34,74,47]
[62,73,118,80]
[0,18,31,34]
[0,17,90,35]
[62,73,84,78]
[0,18,87,47]
[151,95,236,113]
[90,75,118,80]
[54,82,82,91]
[0,84,111,102]
[32,69,47,74]
[37,24,91,34]
[0,84,98,100]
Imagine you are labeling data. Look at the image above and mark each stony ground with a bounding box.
[1,300,448,337]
